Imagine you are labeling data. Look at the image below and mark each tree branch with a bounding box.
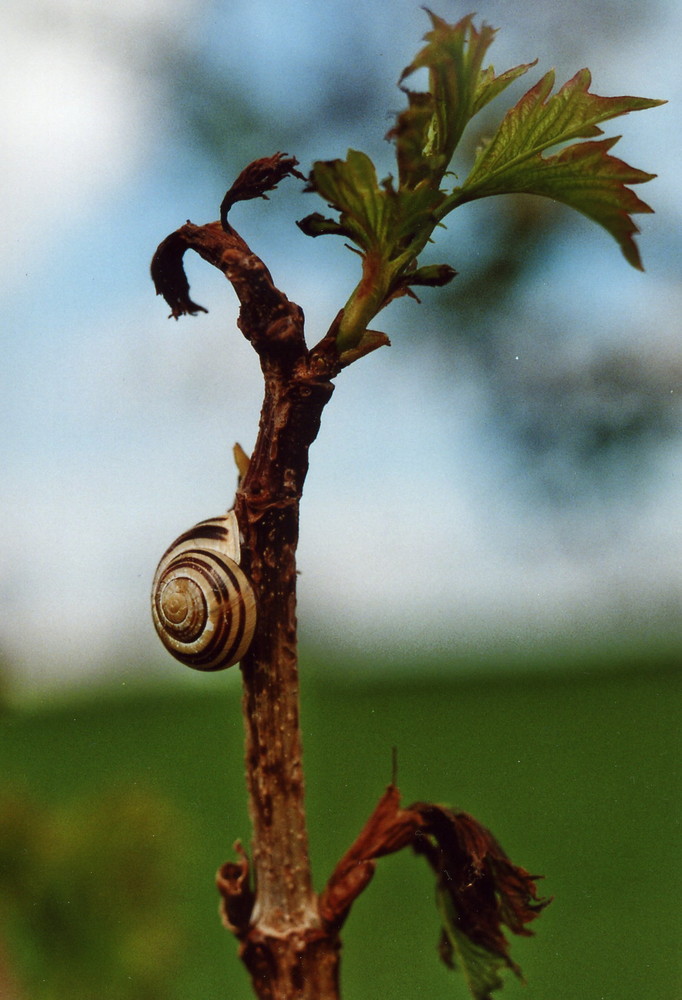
[151,150,549,1000]
[152,158,346,998]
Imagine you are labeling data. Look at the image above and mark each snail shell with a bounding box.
[151,510,256,671]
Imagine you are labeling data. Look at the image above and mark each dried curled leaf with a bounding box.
[220,152,305,229]
[216,841,254,937]
[150,229,210,319]
[412,804,550,1000]
[321,786,550,999]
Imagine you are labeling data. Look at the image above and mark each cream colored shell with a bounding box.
[151,510,256,671]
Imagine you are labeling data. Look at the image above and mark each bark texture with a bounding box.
[152,156,347,998]
[151,155,548,1000]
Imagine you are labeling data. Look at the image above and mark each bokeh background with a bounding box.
[1,0,680,997]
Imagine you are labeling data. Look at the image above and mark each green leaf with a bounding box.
[452,69,665,268]
[299,11,664,357]
[390,11,535,188]
[306,150,443,258]
[295,211,355,241]
[401,263,458,287]
[388,262,457,306]
[337,328,391,368]
[302,9,536,342]
[438,888,509,1000]
[307,150,388,252]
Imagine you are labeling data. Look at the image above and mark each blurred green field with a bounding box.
[1,653,680,999]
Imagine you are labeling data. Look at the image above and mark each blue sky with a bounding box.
[2,0,680,695]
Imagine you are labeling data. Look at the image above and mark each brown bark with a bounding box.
[152,157,346,998]
[152,154,548,999]
[231,373,342,998]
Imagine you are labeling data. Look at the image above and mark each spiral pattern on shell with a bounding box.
[151,511,256,671]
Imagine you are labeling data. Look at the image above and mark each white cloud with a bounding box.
[0,0,199,288]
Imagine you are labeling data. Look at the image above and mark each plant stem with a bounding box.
[233,372,341,998]
[150,166,366,998]
[237,374,329,925]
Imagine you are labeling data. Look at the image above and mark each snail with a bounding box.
[151,509,257,671]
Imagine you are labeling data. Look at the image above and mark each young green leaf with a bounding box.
[298,150,450,350]
[299,11,663,355]
[390,11,536,189]
[449,69,665,268]
[438,889,509,1000]
[300,150,444,257]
